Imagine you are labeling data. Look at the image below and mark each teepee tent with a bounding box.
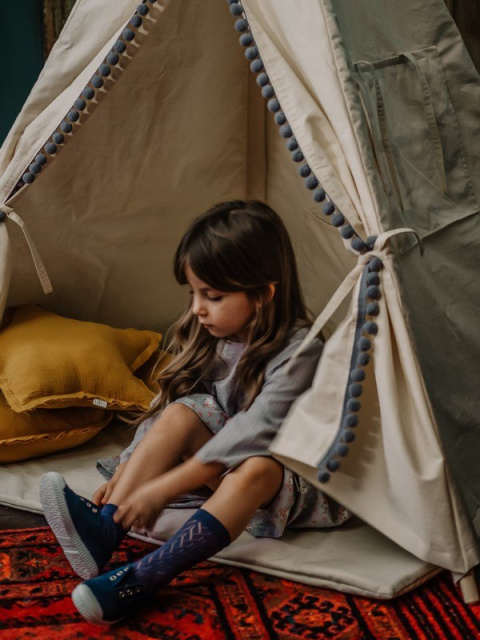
[1,0,480,598]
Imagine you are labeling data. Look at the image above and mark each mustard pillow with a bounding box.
[0,393,112,463]
[0,305,162,412]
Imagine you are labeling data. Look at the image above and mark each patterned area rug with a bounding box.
[0,527,479,639]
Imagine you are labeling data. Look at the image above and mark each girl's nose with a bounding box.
[192,297,207,317]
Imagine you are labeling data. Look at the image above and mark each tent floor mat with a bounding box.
[0,425,447,598]
[0,526,479,640]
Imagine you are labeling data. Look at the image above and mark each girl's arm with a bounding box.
[113,457,225,530]
[194,332,324,469]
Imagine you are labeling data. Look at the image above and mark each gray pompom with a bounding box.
[261,85,275,99]
[100,64,111,77]
[313,188,325,203]
[250,59,264,73]
[29,163,41,175]
[357,352,370,366]
[23,172,35,183]
[114,41,127,53]
[60,121,73,133]
[130,15,143,28]
[357,337,371,352]
[366,302,380,317]
[107,52,120,65]
[74,98,86,110]
[230,3,244,16]
[122,28,136,41]
[363,321,378,335]
[245,46,259,60]
[275,112,287,126]
[317,471,330,483]
[351,237,368,253]
[345,414,359,428]
[343,430,356,443]
[53,132,64,144]
[327,458,340,472]
[367,286,381,300]
[35,153,47,165]
[45,142,57,154]
[91,75,104,88]
[286,137,298,151]
[83,87,95,100]
[347,399,361,412]
[67,110,79,122]
[322,201,335,216]
[337,444,349,457]
[366,272,380,286]
[368,257,383,272]
[267,99,280,113]
[350,368,365,382]
[340,225,354,239]
[298,164,311,178]
[349,383,363,398]
[240,33,253,47]
[291,149,303,163]
[137,4,149,15]
[235,18,248,32]
[331,212,344,227]
[256,72,269,87]
[305,175,318,190]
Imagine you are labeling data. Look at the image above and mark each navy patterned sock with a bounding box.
[131,509,231,591]
[100,503,127,549]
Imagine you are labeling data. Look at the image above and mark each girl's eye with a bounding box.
[208,295,223,302]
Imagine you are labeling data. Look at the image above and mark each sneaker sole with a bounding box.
[40,472,99,580]
[72,583,122,626]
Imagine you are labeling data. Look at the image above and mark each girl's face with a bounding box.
[185,264,256,342]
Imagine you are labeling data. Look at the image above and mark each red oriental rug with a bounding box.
[0,527,480,639]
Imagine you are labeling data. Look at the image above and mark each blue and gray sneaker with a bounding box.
[40,472,122,579]
[72,564,150,626]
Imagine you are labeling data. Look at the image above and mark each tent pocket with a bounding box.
[354,47,478,242]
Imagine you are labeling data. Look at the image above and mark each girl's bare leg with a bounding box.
[108,403,213,506]
[202,456,284,539]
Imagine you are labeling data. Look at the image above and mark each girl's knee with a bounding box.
[231,456,283,492]
[158,403,213,456]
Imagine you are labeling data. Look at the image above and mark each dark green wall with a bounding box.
[0,2,44,146]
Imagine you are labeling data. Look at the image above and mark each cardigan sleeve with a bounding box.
[195,330,323,469]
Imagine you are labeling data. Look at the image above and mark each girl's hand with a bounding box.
[92,461,127,506]
[92,482,110,507]
[113,481,168,530]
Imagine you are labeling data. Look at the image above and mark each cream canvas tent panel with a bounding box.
[0,0,479,597]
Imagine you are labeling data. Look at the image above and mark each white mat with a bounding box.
[0,424,440,598]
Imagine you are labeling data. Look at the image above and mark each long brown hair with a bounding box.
[144,200,309,419]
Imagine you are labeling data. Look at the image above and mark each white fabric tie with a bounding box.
[0,204,53,295]
[287,228,422,369]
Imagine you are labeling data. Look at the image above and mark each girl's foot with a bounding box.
[72,565,149,626]
[40,472,124,579]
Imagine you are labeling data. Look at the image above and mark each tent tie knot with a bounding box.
[286,227,421,371]
[0,204,52,295]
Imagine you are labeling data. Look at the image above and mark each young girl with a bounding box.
[40,200,350,626]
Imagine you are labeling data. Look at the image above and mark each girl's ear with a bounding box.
[254,284,276,310]
[266,283,276,302]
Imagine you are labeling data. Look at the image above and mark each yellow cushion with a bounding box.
[0,393,112,463]
[0,305,162,412]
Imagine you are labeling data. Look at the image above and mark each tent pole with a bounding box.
[458,572,479,604]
